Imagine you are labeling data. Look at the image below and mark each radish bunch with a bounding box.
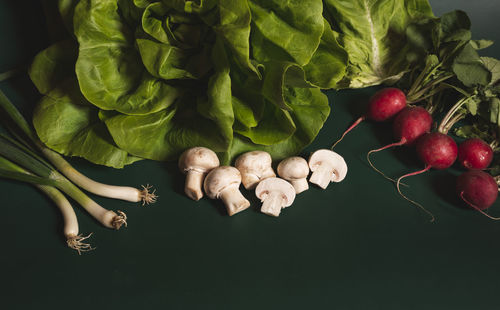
[455,139,498,218]
[335,87,499,221]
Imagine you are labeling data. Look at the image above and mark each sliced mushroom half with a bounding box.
[308,149,347,189]
[255,177,296,217]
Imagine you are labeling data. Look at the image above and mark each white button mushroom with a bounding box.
[255,177,296,217]
[308,149,347,189]
[235,151,275,190]
[178,147,220,201]
[277,156,310,194]
[203,166,250,216]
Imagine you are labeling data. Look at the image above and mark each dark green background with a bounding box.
[1,1,500,309]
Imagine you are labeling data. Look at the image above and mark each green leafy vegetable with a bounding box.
[324,0,433,88]
[29,0,353,166]
[30,0,436,167]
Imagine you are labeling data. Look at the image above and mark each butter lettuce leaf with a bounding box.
[32,79,141,168]
[324,0,433,88]
[30,0,356,167]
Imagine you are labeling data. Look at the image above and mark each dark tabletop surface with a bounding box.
[1,1,500,309]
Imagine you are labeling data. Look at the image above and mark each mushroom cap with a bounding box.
[277,156,309,180]
[178,147,220,174]
[203,166,242,199]
[308,149,347,182]
[255,177,296,208]
[235,151,273,174]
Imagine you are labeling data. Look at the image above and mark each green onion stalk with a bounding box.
[0,86,156,253]
[0,156,93,254]
[0,89,157,205]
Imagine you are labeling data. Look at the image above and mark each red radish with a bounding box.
[457,170,499,220]
[393,107,433,145]
[396,132,458,221]
[457,170,498,209]
[332,88,406,148]
[457,138,493,170]
[367,106,432,183]
[416,132,458,170]
[368,88,407,121]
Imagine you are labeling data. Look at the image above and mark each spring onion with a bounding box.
[0,156,93,254]
[0,88,157,205]
[0,84,155,253]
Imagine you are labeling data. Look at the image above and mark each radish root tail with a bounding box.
[460,192,500,220]
[367,139,408,187]
[140,184,157,206]
[396,166,435,222]
[112,211,128,230]
[67,233,95,255]
[331,116,365,150]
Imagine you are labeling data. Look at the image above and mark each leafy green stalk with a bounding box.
[0,67,26,82]
[401,11,490,105]
[0,89,39,144]
[0,116,128,230]
[437,96,470,134]
[0,167,57,186]
[0,86,155,203]
[0,136,53,178]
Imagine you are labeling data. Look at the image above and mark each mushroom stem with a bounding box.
[220,187,250,216]
[185,170,205,201]
[289,179,309,194]
[261,191,284,217]
[309,166,333,189]
[241,173,260,190]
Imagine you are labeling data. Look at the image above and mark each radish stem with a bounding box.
[443,113,465,134]
[438,97,469,134]
[489,140,498,150]
[331,116,365,149]
[460,192,500,220]
[396,166,435,222]
[366,139,409,186]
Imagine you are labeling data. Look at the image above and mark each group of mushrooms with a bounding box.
[178,147,348,217]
